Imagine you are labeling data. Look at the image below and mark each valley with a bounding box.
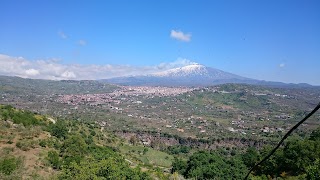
[0,76,320,179]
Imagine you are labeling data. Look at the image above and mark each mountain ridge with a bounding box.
[150,64,246,79]
[101,64,317,87]
[101,64,260,87]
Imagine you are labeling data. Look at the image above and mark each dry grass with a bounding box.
[0,121,57,179]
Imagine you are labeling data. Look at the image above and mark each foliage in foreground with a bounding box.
[0,104,153,179]
[172,150,247,179]
[1,104,320,179]
[172,127,320,179]
[246,131,320,178]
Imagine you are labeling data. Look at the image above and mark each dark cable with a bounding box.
[244,102,320,180]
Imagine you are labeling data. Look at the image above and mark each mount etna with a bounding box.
[101,64,311,87]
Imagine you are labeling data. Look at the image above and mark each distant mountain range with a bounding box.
[101,64,314,87]
[0,64,315,88]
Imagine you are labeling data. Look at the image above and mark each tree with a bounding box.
[282,139,319,174]
[183,151,246,179]
[306,159,320,180]
[257,145,283,177]
[48,120,68,139]
[171,158,187,175]
[242,147,259,168]
[310,127,320,141]
[59,157,151,180]
[60,135,88,165]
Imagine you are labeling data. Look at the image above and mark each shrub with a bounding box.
[16,140,37,151]
[47,151,61,169]
[16,141,29,151]
[0,156,23,175]
[47,120,68,139]
[0,157,17,175]
[39,140,46,147]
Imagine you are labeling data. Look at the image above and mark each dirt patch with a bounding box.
[0,123,57,179]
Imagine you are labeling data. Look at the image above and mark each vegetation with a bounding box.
[0,105,163,179]
[247,130,320,178]
[167,145,191,155]
[0,155,23,176]
[1,78,320,179]
[119,144,173,168]
[172,150,247,179]
[0,105,42,126]
[2,104,320,179]
[170,127,320,179]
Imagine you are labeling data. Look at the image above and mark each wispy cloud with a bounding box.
[170,30,191,42]
[25,69,40,76]
[0,54,197,80]
[58,31,68,39]
[78,40,87,46]
[279,63,285,68]
[156,58,197,70]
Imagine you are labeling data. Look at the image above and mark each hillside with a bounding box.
[0,75,118,95]
[0,77,320,179]
[1,105,320,179]
[1,77,320,143]
[0,105,177,179]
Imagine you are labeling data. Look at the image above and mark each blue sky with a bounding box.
[0,0,320,84]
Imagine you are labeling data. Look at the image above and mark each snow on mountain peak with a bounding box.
[152,63,208,77]
[104,63,252,86]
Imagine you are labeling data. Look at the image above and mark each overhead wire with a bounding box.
[244,101,320,180]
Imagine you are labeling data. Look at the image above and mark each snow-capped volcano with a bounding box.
[102,64,255,87]
[151,64,244,80]
[152,64,209,77]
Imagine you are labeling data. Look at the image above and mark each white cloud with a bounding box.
[0,54,197,80]
[61,71,76,78]
[156,58,197,70]
[279,63,285,68]
[58,31,67,39]
[25,69,40,76]
[78,40,87,46]
[170,30,191,42]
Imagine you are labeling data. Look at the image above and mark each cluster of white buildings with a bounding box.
[56,86,195,106]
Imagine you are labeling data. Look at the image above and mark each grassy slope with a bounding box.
[0,105,173,179]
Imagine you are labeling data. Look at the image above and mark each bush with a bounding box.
[48,120,68,139]
[143,148,148,155]
[16,139,37,151]
[0,156,23,175]
[0,157,17,175]
[47,151,61,169]
[180,151,247,179]
[306,159,320,180]
[12,111,39,126]
[171,158,187,175]
[39,140,46,147]
[60,135,88,165]
[16,141,29,151]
